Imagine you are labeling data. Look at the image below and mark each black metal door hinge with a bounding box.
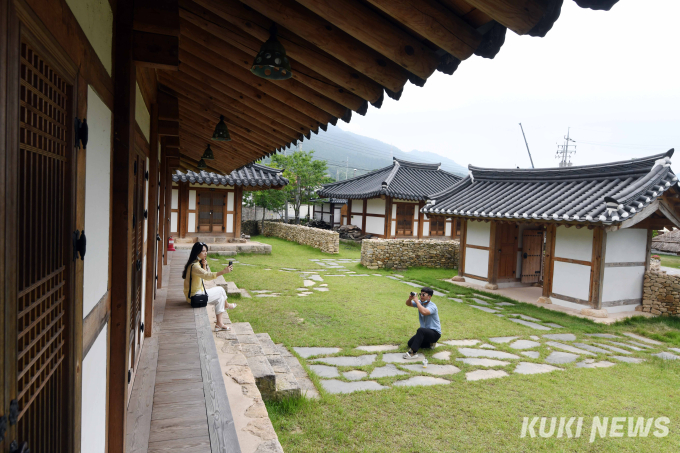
[136,259,142,271]
[145,170,149,181]
[72,230,86,261]
[144,209,148,219]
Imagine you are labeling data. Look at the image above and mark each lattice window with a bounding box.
[17,40,70,452]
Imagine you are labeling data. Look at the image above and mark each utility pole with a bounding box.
[555,127,576,167]
[353,168,357,178]
[518,123,534,169]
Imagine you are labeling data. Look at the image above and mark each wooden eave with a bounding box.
[149,0,619,174]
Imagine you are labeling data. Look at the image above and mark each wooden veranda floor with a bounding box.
[126,250,240,453]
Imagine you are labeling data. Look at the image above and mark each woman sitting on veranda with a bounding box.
[182,242,236,331]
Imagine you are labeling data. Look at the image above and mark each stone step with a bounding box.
[231,323,277,399]
[256,333,301,399]
[276,344,320,399]
[213,276,244,297]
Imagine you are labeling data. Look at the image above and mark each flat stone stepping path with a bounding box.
[495,314,504,317]
[326,275,346,277]
[543,334,576,341]
[343,370,368,381]
[471,298,491,305]
[612,356,644,363]
[432,351,451,360]
[293,347,341,358]
[514,362,562,375]
[471,305,499,314]
[355,345,398,352]
[448,298,463,302]
[495,302,515,306]
[313,354,377,366]
[530,336,540,340]
[458,348,520,360]
[572,343,611,354]
[321,379,387,394]
[370,364,408,378]
[652,352,680,360]
[251,290,271,294]
[626,341,655,349]
[606,341,644,351]
[545,351,579,364]
[466,369,508,381]
[545,323,564,328]
[489,336,518,343]
[669,348,680,353]
[509,340,541,350]
[623,333,662,345]
[382,353,423,364]
[309,364,340,378]
[576,360,615,368]
[546,342,596,356]
[594,343,631,354]
[475,294,494,300]
[393,376,450,387]
[517,315,542,322]
[479,344,496,349]
[442,339,479,346]
[319,284,328,287]
[585,333,619,339]
[296,288,308,291]
[401,364,460,375]
[309,274,324,281]
[508,318,551,330]
[456,358,510,367]
[372,274,382,276]
[303,280,315,287]
[349,274,370,277]
[297,293,312,296]
[521,351,540,359]
[312,287,329,292]
[392,274,404,278]
[386,276,401,280]
[255,293,280,297]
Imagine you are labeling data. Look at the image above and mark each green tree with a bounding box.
[243,176,288,231]
[272,150,333,223]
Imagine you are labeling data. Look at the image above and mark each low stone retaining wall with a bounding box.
[642,266,680,316]
[241,220,260,236]
[262,221,339,254]
[361,239,459,270]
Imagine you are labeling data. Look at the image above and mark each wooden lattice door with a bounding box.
[198,192,225,232]
[498,223,518,279]
[521,230,544,283]
[429,216,446,236]
[15,38,74,452]
[129,152,146,394]
[396,204,414,236]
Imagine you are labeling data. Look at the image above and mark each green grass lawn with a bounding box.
[209,238,680,452]
[657,253,680,270]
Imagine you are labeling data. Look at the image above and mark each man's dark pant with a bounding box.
[408,327,441,353]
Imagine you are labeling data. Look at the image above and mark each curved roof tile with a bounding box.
[172,163,289,188]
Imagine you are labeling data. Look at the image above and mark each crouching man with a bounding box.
[403,287,441,360]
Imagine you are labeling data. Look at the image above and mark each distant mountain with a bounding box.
[266,127,468,180]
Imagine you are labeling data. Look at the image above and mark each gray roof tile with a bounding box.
[423,150,677,225]
[317,158,462,201]
[172,163,288,188]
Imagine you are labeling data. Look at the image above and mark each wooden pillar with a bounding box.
[361,199,367,234]
[459,219,467,276]
[109,0,135,450]
[330,202,335,227]
[144,102,158,336]
[179,181,189,238]
[234,186,243,237]
[417,201,425,239]
[384,196,392,238]
[589,227,606,309]
[644,228,653,271]
[542,224,557,297]
[486,220,499,286]
[157,145,166,287]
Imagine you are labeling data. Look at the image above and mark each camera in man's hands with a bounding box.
[410,291,416,297]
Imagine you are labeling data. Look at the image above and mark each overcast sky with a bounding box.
[335,0,680,173]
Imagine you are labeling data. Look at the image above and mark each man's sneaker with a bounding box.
[428,343,438,350]
[402,351,420,360]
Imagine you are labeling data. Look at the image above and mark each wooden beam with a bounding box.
[144,102,159,337]
[487,220,499,285]
[178,131,258,170]
[134,0,180,36]
[463,0,562,37]
[109,0,135,450]
[542,224,556,297]
[180,155,222,174]
[178,121,271,161]
[133,30,179,70]
[158,119,179,136]
[179,18,351,122]
[179,5,367,113]
[365,0,482,61]
[162,135,180,148]
[190,0,385,104]
[237,0,410,93]
[295,0,440,77]
[438,0,493,27]
[157,90,179,121]
[179,36,326,129]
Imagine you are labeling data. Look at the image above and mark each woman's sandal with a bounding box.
[215,324,231,332]
[227,303,237,309]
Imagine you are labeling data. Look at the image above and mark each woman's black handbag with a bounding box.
[189,263,209,308]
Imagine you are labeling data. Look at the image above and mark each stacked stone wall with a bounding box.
[262,221,339,254]
[642,261,680,316]
[361,239,460,270]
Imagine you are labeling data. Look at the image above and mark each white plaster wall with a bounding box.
[445,222,451,236]
[392,204,397,217]
[314,211,322,221]
[333,208,341,224]
[365,216,384,235]
[226,214,234,233]
[366,198,385,215]
[466,221,490,247]
[171,212,178,233]
[81,324,107,453]
[188,190,197,210]
[351,201,363,214]
[171,189,178,209]
[83,86,111,318]
[391,221,396,236]
[605,229,648,263]
[423,221,430,237]
[65,0,112,75]
[465,248,489,278]
[413,205,419,220]
[351,215,362,227]
[323,203,331,212]
[552,261,591,301]
[602,267,645,302]
[135,83,150,142]
[322,213,331,223]
[227,192,235,211]
[554,227,593,261]
[188,213,196,233]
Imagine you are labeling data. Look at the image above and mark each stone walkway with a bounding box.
[287,331,678,395]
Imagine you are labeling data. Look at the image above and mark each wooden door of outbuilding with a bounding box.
[521,230,544,283]
[396,203,414,236]
[198,191,225,232]
[498,224,518,279]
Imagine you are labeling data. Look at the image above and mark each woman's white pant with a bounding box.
[198,286,227,315]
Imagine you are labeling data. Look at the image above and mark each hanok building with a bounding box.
[651,228,680,255]
[423,150,680,314]
[318,158,463,238]
[0,0,624,451]
[311,198,347,227]
[170,164,288,238]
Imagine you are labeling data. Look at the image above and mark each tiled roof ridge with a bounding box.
[171,163,288,188]
[318,163,394,189]
[381,159,401,190]
[393,157,440,170]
